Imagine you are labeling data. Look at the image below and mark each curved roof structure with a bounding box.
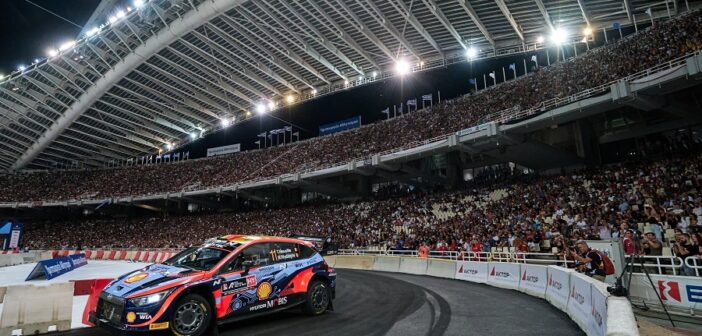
[0,0,690,170]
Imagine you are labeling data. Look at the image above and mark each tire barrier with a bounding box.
[44,249,177,263]
[0,282,74,335]
[325,255,638,336]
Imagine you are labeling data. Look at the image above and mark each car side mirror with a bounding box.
[241,260,254,274]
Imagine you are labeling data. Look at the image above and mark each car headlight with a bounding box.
[128,290,172,307]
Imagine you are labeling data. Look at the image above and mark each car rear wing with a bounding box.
[291,235,338,256]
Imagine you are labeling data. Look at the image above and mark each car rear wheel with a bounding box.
[302,280,329,316]
[170,293,211,336]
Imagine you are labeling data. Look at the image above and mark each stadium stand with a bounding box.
[1,10,701,203]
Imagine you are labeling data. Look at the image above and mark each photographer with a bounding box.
[569,240,606,282]
[673,233,700,276]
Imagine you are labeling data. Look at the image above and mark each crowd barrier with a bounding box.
[325,255,638,336]
[0,282,74,335]
[0,251,53,267]
[48,249,176,263]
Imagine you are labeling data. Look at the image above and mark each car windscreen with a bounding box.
[164,246,231,271]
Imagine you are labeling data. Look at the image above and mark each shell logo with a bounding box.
[126,312,136,323]
[125,272,148,284]
[257,282,273,300]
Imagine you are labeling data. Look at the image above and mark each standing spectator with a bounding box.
[641,232,663,256]
[571,240,607,282]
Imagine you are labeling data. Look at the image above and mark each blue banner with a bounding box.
[319,116,361,136]
[26,253,88,281]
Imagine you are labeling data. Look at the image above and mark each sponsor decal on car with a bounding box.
[221,275,257,295]
[270,246,300,262]
[125,272,148,284]
[257,281,273,300]
[149,322,169,330]
[126,312,136,323]
[248,296,288,312]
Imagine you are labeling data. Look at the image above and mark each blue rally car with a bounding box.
[89,235,336,335]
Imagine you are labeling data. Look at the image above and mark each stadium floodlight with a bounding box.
[87,27,100,37]
[256,103,266,114]
[18,65,26,72]
[109,16,117,24]
[116,9,126,19]
[583,27,593,36]
[221,118,231,127]
[466,47,478,60]
[550,28,568,45]
[0,74,4,81]
[372,71,377,78]
[59,40,76,52]
[190,132,198,140]
[165,142,173,150]
[134,0,146,8]
[344,79,349,86]
[268,101,276,110]
[286,95,295,104]
[312,89,317,95]
[536,35,545,44]
[420,60,425,66]
[358,75,363,81]
[395,59,410,76]
[33,58,40,64]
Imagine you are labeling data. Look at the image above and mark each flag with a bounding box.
[508,63,515,71]
[257,132,266,138]
[293,131,300,137]
[531,55,537,62]
[407,98,417,106]
[645,7,652,16]
[468,78,476,85]
[381,107,390,115]
[255,140,260,145]
[284,126,292,132]
[489,72,495,79]
[422,94,432,101]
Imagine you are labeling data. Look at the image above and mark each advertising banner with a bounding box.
[487,263,520,290]
[518,264,548,298]
[546,266,572,311]
[455,261,488,283]
[567,272,593,330]
[206,143,241,157]
[319,116,361,136]
[589,282,609,336]
[629,273,702,311]
[26,253,88,281]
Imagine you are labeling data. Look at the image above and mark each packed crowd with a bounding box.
[22,154,702,277]
[1,11,701,203]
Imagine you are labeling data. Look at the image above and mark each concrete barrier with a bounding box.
[372,256,401,273]
[0,254,23,267]
[331,255,638,336]
[0,282,74,335]
[323,255,337,267]
[398,257,428,275]
[333,255,374,270]
[426,259,456,279]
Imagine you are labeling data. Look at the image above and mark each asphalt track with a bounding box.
[57,269,582,336]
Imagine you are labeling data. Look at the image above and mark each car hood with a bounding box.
[105,264,202,297]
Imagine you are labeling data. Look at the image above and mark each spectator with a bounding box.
[570,240,607,281]
[641,232,663,256]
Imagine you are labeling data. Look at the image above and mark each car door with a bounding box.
[215,242,271,317]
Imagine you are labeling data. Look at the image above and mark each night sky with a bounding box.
[0,1,638,161]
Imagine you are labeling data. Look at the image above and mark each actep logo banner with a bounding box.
[519,264,547,296]
[487,263,520,290]
[657,278,702,308]
[566,273,592,328]
[455,261,488,283]
[546,266,571,309]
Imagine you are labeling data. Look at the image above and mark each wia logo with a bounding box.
[658,280,681,302]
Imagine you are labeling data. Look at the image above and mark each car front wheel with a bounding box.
[302,280,330,316]
[170,293,211,336]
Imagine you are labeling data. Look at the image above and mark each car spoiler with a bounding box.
[291,235,337,256]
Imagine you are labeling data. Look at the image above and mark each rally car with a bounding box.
[89,235,336,335]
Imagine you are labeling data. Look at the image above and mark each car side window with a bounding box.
[222,243,270,273]
[299,244,317,259]
[268,242,302,264]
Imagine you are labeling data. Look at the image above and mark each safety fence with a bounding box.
[325,255,637,336]
[48,249,177,264]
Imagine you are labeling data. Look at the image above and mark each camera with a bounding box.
[607,277,627,297]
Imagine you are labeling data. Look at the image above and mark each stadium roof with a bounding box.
[0,0,691,171]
